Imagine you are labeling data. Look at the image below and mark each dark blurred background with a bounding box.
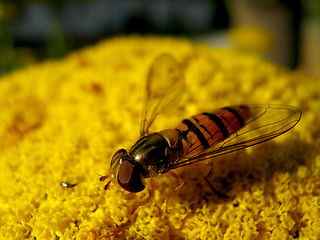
[1,0,319,76]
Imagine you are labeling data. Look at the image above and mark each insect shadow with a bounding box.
[166,137,309,212]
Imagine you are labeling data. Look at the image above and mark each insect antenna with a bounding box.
[94,171,112,190]
[104,180,112,190]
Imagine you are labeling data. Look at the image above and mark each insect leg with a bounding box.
[204,163,229,198]
[86,229,97,240]
[130,178,155,222]
[166,171,185,213]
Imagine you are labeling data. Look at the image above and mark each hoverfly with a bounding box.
[100,54,301,198]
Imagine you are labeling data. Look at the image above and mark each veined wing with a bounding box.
[171,104,302,169]
[140,54,185,136]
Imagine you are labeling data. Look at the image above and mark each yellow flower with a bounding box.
[0,36,319,239]
[229,25,274,54]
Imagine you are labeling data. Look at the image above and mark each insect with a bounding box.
[100,53,301,198]
[60,182,77,188]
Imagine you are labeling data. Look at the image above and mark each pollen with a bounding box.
[0,36,319,239]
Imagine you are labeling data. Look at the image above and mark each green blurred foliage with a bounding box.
[0,1,19,74]
[302,0,320,19]
[0,1,71,75]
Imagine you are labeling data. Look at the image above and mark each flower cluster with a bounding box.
[0,36,319,239]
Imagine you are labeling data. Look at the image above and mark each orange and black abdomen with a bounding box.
[175,105,250,156]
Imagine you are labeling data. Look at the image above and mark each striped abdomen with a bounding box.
[175,105,250,156]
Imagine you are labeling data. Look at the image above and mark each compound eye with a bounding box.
[118,160,145,192]
[111,149,126,167]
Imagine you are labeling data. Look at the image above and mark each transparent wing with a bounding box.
[171,104,302,169]
[140,54,185,136]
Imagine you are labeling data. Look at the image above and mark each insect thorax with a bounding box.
[129,132,183,178]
